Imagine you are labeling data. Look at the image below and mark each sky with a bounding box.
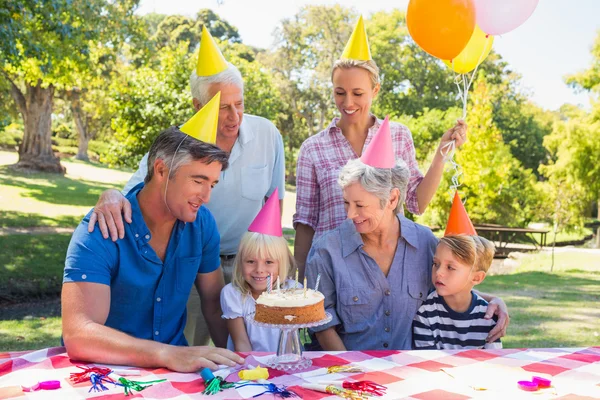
[137,0,600,111]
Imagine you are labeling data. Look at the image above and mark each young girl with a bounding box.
[220,231,299,351]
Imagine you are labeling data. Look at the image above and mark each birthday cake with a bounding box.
[255,288,326,325]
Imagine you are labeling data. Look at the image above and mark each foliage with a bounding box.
[540,108,600,229]
[419,79,541,227]
[105,43,193,168]
[397,107,461,164]
[0,0,138,89]
[369,10,458,118]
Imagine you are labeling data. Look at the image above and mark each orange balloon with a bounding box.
[407,0,476,61]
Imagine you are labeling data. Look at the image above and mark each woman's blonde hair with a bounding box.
[331,59,381,88]
[439,235,496,273]
[231,232,297,296]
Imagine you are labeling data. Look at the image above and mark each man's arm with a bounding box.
[87,153,149,241]
[315,328,346,351]
[197,268,228,348]
[62,282,242,372]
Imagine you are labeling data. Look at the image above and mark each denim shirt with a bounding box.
[306,215,438,350]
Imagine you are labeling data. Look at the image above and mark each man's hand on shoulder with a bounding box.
[88,189,132,241]
[160,345,244,372]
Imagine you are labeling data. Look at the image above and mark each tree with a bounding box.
[0,0,138,172]
[368,10,458,118]
[565,30,600,223]
[196,9,241,43]
[261,5,355,182]
[106,42,194,168]
[152,9,241,52]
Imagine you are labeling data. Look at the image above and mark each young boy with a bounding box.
[413,235,502,349]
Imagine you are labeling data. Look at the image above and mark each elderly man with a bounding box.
[62,120,245,372]
[88,28,285,346]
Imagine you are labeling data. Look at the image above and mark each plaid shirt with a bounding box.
[294,116,424,238]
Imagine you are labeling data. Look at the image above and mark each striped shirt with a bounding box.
[412,291,502,350]
[293,116,424,239]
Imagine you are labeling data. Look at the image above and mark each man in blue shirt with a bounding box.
[62,126,244,372]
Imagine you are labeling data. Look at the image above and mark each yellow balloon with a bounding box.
[444,25,494,74]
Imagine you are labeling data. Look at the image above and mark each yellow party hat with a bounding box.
[180,91,220,143]
[341,16,372,61]
[196,25,228,76]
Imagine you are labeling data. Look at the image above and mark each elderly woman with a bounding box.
[306,157,507,350]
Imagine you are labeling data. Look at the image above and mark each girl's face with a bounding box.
[332,67,379,124]
[242,254,281,297]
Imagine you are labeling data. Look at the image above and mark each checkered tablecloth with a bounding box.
[1,347,599,399]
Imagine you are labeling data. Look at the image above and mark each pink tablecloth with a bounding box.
[1,347,599,399]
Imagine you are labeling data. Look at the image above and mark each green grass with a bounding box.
[0,234,71,302]
[0,211,80,228]
[0,150,130,225]
[0,299,62,351]
[478,251,600,348]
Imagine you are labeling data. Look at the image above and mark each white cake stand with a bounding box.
[246,312,332,371]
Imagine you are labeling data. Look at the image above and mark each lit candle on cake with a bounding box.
[303,277,307,298]
[267,273,272,293]
[315,273,321,292]
[276,276,281,292]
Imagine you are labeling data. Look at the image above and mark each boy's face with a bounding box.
[242,254,280,297]
[432,243,485,297]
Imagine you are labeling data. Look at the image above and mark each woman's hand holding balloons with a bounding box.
[440,119,468,149]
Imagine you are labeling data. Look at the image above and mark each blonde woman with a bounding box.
[294,57,467,275]
[220,232,297,351]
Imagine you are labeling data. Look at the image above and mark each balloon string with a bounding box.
[445,35,490,197]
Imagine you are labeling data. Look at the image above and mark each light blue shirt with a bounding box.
[306,215,438,350]
[63,183,221,346]
[124,114,286,255]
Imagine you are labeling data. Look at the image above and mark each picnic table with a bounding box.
[1,346,599,399]
[474,224,549,254]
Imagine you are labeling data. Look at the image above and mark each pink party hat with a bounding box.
[360,116,395,168]
[248,188,282,237]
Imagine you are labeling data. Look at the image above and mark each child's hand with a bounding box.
[439,119,468,149]
[485,297,509,343]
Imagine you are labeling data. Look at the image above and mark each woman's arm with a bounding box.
[315,328,347,351]
[416,120,467,214]
[293,142,320,279]
[226,318,252,352]
[294,224,315,281]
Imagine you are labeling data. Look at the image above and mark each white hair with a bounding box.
[189,62,244,105]
[338,158,410,214]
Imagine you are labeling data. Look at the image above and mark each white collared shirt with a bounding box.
[123,113,286,254]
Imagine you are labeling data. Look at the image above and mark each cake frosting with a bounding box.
[254,288,326,325]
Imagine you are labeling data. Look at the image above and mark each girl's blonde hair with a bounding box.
[231,232,297,296]
[331,59,381,88]
[439,235,496,273]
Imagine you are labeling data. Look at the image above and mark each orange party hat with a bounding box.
[445,191,477,236]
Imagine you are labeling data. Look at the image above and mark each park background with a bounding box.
[0,0,599,351]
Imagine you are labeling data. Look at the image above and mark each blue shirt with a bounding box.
[413,291,502,350]
[63,183,221,346]
[306,215,438,350]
